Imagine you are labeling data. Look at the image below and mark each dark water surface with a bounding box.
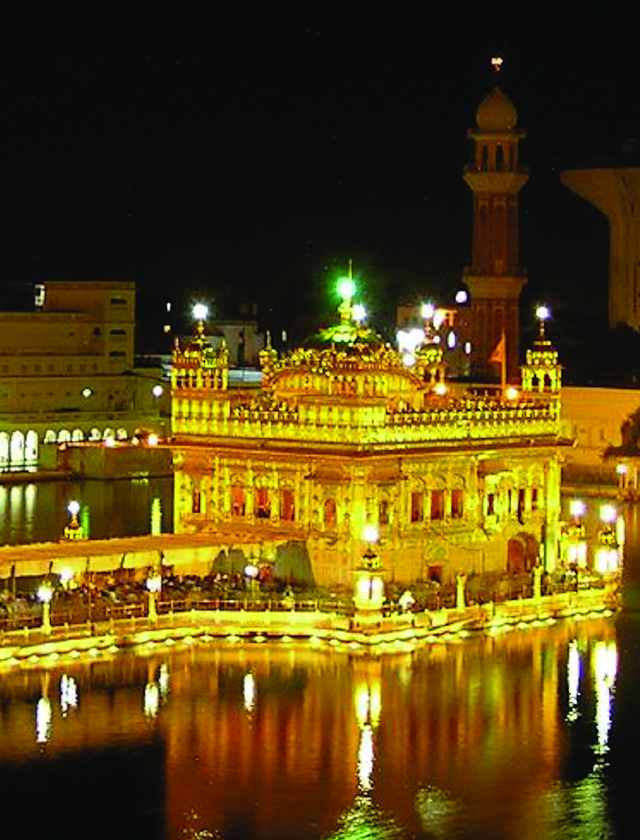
[0,619,626,839]
[0,476,173,544]
[0,493,639,839]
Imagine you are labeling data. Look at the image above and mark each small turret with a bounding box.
[521,306,561,398]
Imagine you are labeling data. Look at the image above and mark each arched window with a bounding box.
[192,487,201,514]
[496,145,504,171]
[481,145,488,170]
[71,429,84,442]
[89,428,101,441]
[231,486,246,516]
[451,489,464,519]
[410,491,424,523]
[44,429,57,444]
[255,487,271,518]
[103,428,115,441]
[281,488,295,521]
[57,429,71,443]
[25,430,38,466]
[116,428,128,440]
[430,489,445,520]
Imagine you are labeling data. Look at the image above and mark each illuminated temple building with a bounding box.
[170,290,566,587]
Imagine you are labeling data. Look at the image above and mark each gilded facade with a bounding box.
[171,303,565,587]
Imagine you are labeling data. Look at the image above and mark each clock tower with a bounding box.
[463,85,528,381]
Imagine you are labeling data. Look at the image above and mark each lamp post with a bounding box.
[353,526,386,627]
[595,504,620,574]
[146,573,162,624]
[38,582,54,635]
[64,500,85,540]
[535,304,550,338]
[59,567,74,591]
[561,499,588,569]
[244,563,259,598]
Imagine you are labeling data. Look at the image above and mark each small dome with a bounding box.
[476,87,518,131]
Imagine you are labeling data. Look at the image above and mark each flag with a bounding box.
[489,333,506,364]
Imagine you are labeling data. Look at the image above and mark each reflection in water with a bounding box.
[35,696,52,744]
[0,476,173,544]
[567,640,582,721]
[60,674,78,716]
[243,672,256,712]
[593,641,617,754]
[0,618,625,840]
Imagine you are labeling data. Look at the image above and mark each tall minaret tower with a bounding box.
[463,70,528,381]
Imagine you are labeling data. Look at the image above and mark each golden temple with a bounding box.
[170,287,565,587]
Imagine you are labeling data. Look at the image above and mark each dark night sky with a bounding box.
[2,10,639,357]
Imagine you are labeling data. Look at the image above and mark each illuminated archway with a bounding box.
[57,429,71,443]
[10,431,24,468]
[0,432,9,470]
[44,429,57,443]
[71,429,84,442]
[25,430,38,466]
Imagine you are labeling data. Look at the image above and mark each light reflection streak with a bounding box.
[243,672,256,712]
[60,674,78,716]
[354,680,381,729]
[10,486,23,540]
[567,640,581,721]
[357,725,374,792]
[24,483,37,541]
[36,697,52,743]
[593,640,617,753]
[144,682,160,718]
[159,663,170,700]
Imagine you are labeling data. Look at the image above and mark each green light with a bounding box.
[338,277,356,300]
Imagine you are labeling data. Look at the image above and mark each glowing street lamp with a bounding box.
[562,499,587,568]
[38,582,54,635]
[64,500,85,540]
[245,563,259,597]
[146,573,162,624]
[421,302,435,320]
[353,526,385,625]
[594,505,620,573]
[570,499,586,522]
[352,303,367,323]
[536,305,550,337]
[192,303,208,323]
[59,567,74,590]
[338,277,356,302]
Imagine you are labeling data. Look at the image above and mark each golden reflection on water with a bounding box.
[0,618,618,839]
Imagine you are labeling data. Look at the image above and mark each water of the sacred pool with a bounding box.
[1,499,640,839]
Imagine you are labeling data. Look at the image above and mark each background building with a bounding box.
[0,281,168,471]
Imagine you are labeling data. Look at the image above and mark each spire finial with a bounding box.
[491,56,504,76]
[536,305,550,339]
